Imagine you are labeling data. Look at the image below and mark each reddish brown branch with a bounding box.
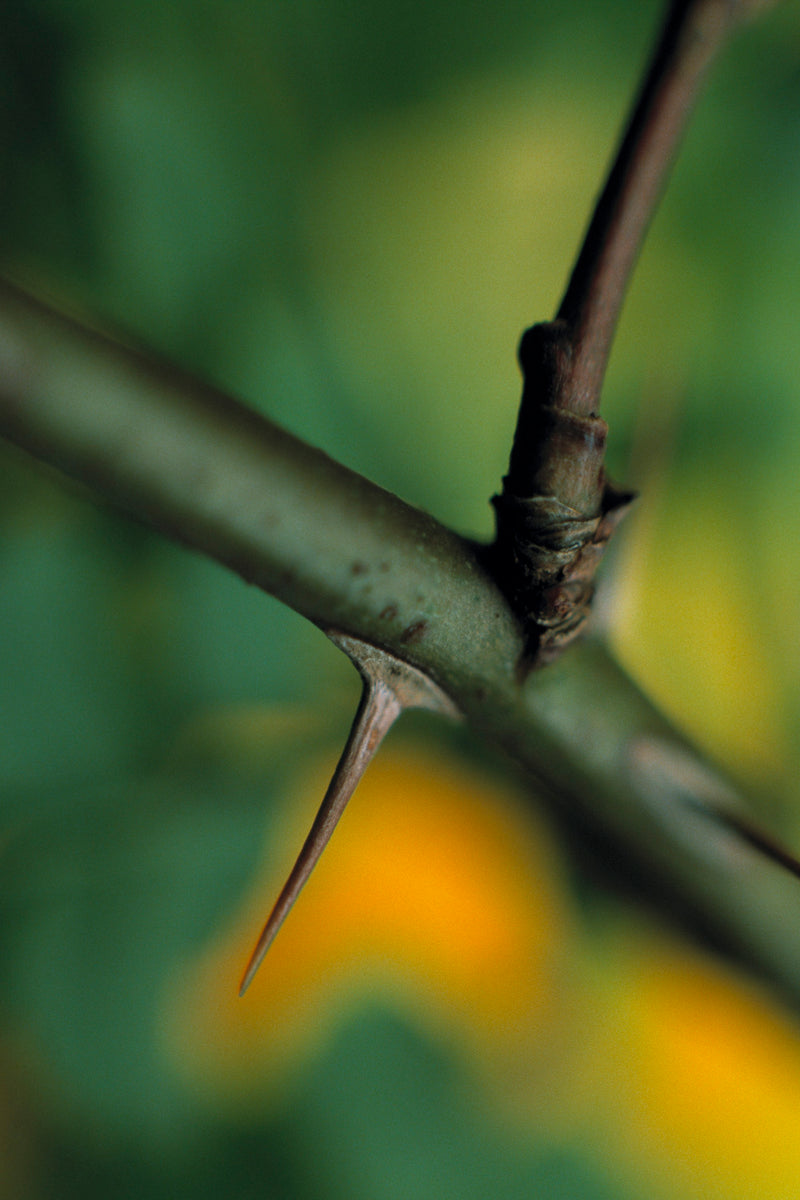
[492,0,765,664]
[556,0,747,415]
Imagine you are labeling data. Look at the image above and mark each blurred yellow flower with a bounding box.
[585,932,800,1200]
[611,478,788,789]
[162,742,571,1110]
[162,731,800,1200]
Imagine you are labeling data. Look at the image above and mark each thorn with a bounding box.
[238,632,459,996]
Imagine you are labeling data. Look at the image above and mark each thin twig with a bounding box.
[494,0,762,661]
[556,0,751,416]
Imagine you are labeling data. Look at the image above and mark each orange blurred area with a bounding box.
[585,931,800,1200]
[161,742,573,1110]
[611,478,790,792]
[161,732,800,1199]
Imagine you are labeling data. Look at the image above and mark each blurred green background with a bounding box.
[2,1,800,1197]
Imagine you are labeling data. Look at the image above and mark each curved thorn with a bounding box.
[238,632,459,996]
[238,676,399,995]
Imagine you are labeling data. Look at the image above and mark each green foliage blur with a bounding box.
[2,1,800,1197]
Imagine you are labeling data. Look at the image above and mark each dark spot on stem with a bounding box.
[350,561,368,576]
[400,619,427,645]
[379,604,398,621]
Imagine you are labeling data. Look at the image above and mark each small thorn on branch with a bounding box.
[238,631,459,996]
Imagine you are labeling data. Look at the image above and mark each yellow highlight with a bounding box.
[162,734,800,1199]
[611,482,787,787]
[593,939,800,1200]
[162,744,569,1108]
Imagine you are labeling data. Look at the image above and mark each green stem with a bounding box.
[0,280,515,700]
[2,278,800,1011]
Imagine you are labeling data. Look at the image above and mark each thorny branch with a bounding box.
[0,0,798,1003]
